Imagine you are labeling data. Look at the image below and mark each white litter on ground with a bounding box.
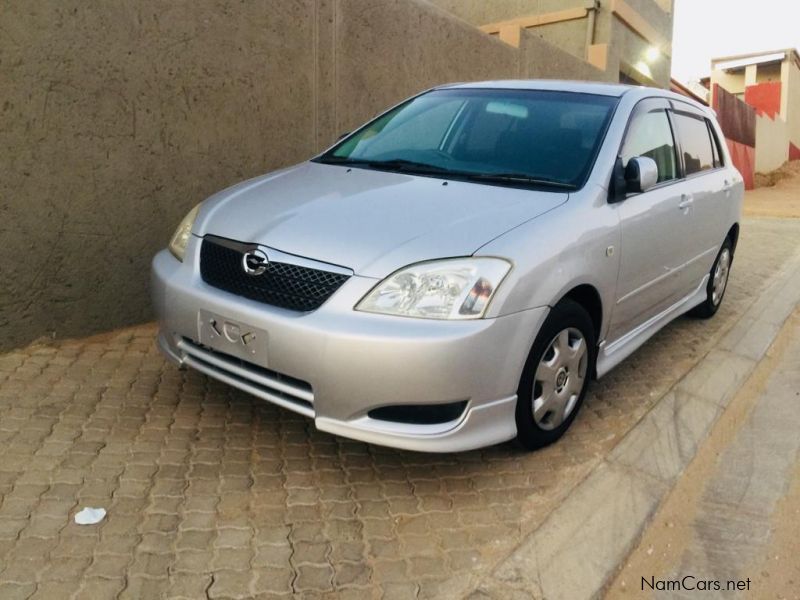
[74,507,106,525]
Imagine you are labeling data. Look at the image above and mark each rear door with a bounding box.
[670,103,731,279]
[607,98,698,342]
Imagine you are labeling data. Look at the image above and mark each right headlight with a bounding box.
[168,204,200,262]
[355,257,511,320]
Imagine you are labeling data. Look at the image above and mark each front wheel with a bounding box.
[689,238,733,319]
[515,299,595,450]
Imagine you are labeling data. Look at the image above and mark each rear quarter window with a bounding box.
[673,112,716,175]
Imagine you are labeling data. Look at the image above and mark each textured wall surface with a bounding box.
[2,1,317,349]
[3,0,610,350]
[426,0,674,87]
[755,113,789,173]
[519,29,611,81]
[333,0,519,133]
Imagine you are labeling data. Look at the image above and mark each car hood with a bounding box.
[195,161,567,278]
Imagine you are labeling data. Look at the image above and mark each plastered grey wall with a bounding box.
[518,29,614,82]
[2,1,318,349]
[2,0,605,350]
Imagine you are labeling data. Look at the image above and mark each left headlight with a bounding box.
[168,204,201,261]
[356,258,511,320]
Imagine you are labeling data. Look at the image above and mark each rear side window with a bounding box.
[673,112,715,175]
[621,105,677,183]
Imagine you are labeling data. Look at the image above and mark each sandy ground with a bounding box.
[746,162,800,219]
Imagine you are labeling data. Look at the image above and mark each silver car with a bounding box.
[152,81,742,452]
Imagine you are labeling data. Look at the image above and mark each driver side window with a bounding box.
[621,105,677,183]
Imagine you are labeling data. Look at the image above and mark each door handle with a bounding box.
[678,195,694,210]
[723,179,732,196]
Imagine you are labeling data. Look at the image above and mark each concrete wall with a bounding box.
[331,0,518,136]
[2,0,604,350]
[426,0,674,87]
[429,0,579,28]
[781,58,800,154]
[428,0,592,61]
[755,114,790,173]
[2,1,318,349]
[711,70,746,97]
[518,28,613,81]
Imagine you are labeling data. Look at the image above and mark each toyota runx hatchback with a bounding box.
[152,80,743,452]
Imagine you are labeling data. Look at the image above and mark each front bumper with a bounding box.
[152,240,548,452]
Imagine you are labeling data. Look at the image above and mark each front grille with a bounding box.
[200,236,350,312]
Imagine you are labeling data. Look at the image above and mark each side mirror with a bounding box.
[610,156,659,203]
[625,156,658,194]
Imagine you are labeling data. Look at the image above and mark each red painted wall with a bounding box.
[744,82,782,119]
[790,142,800,162]
[726,139,755,190]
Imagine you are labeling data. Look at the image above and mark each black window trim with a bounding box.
[706,118,725,168]
[669,99,727,181]
[614,96,681,198]
[611,95,730,203]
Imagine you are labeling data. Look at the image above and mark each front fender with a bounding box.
[477,186,621,343]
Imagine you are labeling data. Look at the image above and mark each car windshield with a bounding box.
[315,88,619,190]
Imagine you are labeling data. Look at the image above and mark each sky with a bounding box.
[671,0,800,83]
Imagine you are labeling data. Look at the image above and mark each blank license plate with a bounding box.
[197,310,269,365]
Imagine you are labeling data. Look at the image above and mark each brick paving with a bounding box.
[0,217,798,600]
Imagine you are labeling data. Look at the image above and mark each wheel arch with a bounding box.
[727,222,740,254]
[557,284,603,344]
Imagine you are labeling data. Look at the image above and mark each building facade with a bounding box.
[429,0,674,88]
[710,49,800,172]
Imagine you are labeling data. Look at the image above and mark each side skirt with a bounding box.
[595,274,709,378]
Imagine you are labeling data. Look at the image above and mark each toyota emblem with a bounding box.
[242,248,269,276]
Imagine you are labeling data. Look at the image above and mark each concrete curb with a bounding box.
[469,246,800,600]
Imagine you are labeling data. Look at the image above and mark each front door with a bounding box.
[607,98,697,343]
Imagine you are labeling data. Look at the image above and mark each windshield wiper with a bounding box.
[315,156,454,175]
[365,159,455,174]
[466,172,577,190]
[316,157,577,189]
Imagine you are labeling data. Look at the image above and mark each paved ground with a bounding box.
[606,308,800,600]
[1,214,799,599]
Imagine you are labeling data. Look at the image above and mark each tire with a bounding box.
[688,238,733,319]
[515,299,596,450]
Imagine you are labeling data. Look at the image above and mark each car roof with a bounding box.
[435,79,712,114]
[437,79,634,97]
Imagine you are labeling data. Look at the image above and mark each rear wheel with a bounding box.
[689,238,733,319]
[515,299,595,450]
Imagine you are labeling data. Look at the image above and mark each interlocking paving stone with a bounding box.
[0,218,799,598]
